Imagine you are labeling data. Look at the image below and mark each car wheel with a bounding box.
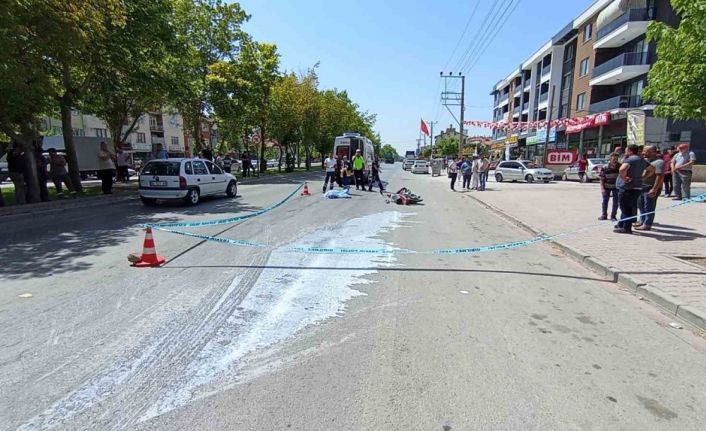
[495,173,503,182]
[184,188,200,205]
[525,174,534,183]
[562,173,568,181]
[226,180,237,197]
[140,197,157,206]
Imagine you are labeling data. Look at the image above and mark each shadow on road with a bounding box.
[0,197,263,280]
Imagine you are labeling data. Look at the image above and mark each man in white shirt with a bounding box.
[323,153,337,193]
[672,143,696,200]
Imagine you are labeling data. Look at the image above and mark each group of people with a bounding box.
[4,141,77,205]
[322,149,384,194]
[598,142,696,234]
[447,154,490,192]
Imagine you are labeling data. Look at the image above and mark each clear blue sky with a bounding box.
[239,0,594,154]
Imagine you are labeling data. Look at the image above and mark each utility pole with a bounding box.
[416,138,422,156]
[440,72,465,156]
[429,121,438,155]
[543,84,556,165]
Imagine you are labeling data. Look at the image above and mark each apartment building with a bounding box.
[42,109,188,160]
[490,0,705,163]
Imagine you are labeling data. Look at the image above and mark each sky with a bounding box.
[238,0,595,154]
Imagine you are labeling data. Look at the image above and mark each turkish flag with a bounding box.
[420,119,430,136]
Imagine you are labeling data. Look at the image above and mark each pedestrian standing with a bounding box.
[323,152,336,192]
[341,156,351,190]
[461,157,472,191]
[614,145,653,235]
[448,156,458,191]
[661,147,673,197]
[635,145,665,231]
[48,148,75,198]
[335,155,343,187]
[578,154,588,182]
[222,153,233,173]
[471,155,481,190]
[672,143,696,201]
[242,152,251,177]
[116,147,130,182]
[351,149,365,190]
[598,153,620,221]
[614,146,625,163]
[97,141,116,195]
[202,147,213,161]
[7,141,28,205]
[478,155,489,191]
[368,158,385,194]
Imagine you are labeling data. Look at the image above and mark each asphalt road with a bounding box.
[1,164,705,430]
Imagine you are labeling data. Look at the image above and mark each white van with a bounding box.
[333,132,374,181]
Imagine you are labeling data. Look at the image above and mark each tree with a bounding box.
[3,0,126,193]
[82,0,180,151]
[171,0,249,152]
[436,135,460,157]
[298,66,321,170]
[644,0,706,121]
[270,73,303,171]
[380,144,399,160]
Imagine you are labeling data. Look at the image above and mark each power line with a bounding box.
[452,0,503,73]
[465,0,523,73]
[442,0,481,72]
[460,0,519,73]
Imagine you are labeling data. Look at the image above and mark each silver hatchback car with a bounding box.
[494,160,554,183]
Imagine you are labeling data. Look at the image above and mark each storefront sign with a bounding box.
[546,149,577,165]
[526,136,537,145]
[566,112,612,134]
[507,134,518,144]
[627,110,645,147]
[535,127,556,143]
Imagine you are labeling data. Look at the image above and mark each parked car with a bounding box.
[562,158,606,183]
[412,160,429,174]
[138,158,237,206]
[494,160,554,183]
[403,159,415,171]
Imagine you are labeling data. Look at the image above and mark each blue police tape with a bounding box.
[145,184,303,229]
[152,192,705,255]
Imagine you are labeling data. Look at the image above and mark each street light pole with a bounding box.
[459,74,465,157]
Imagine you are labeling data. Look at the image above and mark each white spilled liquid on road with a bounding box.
[19,211,411,429]
[143,210,411,420]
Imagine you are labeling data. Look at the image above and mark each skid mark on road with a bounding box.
[142,211,412,421]
[18,211,412,430]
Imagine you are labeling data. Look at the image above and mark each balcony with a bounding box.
[590,52,649,86]
[496,93,509,106]
[540,65,551,81]
[513,105,521,116]
[538,92,549,103]
[595,8,650,49]
[513,87,522,97]
[149,122,164,132]
[589,95,644,113]
[522,102,529,112]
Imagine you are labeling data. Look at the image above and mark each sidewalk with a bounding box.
[435,175,706,331]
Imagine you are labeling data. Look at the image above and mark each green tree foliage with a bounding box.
[436,136,460,157]
[380,144,399,160]
[82,0,181,150]
[172,0,249,151]
[645,0,706,121]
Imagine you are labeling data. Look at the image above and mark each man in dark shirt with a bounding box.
[7,141,28,205]
[614,145,654,234]
[635,145,665,231]
[598,153,620,221]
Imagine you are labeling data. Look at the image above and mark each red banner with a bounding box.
[464,111,613,133]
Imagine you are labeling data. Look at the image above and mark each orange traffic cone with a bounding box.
[301,182,311,196]
[130,227,166,267]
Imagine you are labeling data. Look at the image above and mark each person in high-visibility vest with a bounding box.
[351,149,366,190]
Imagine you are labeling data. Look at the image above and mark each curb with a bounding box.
[463,192,706,332]
[0,192,137,220]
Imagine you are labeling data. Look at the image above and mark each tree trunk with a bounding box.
[259,124,266,173]
[60,103,83,193]
[23,139,41,203]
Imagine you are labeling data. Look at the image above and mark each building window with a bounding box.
[94,128,108,138]
[579,58,590,77]
[136,132,146,143]
[72,128,84,137]
[583,23,592,42]
[171,136,180,147]
[576,93,586,111]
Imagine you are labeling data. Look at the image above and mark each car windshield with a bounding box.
[142,161,180,176]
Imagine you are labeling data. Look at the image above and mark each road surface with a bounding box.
[1,164,705,430]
